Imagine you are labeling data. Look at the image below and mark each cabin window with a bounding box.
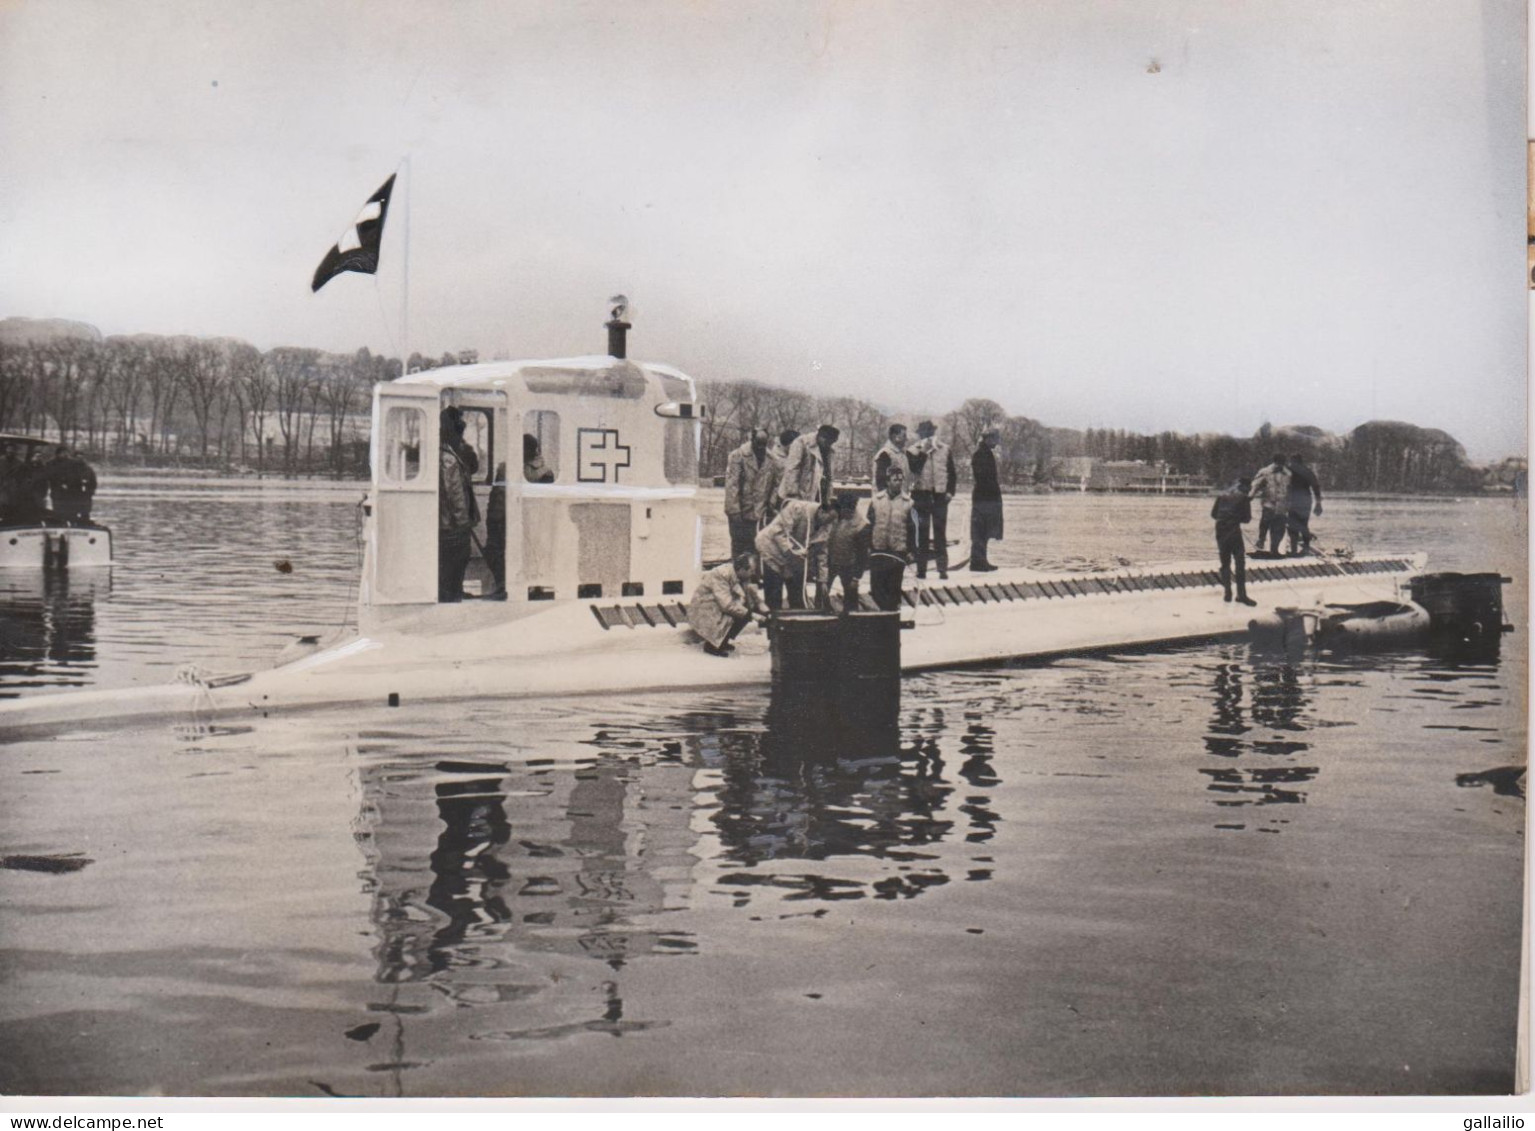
[663,418,697,484]
[456,406,494,484]
[522,410,559,483]
[382,406,424,483]
[523,367,646,399]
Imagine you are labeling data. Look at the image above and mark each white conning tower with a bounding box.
[364,349,705,623]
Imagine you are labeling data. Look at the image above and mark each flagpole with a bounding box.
[400,154,411,373]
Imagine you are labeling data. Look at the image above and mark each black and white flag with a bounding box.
[311,174,395,292]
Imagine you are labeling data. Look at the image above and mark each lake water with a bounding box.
[0,480,1526,1097]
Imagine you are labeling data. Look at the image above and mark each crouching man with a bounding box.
[689,553,768,657]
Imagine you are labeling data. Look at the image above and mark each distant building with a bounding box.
[1049,457,1210,494]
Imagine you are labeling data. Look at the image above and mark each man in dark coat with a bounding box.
[968,428,1003,571]
[438,408,479,602]
[48,447,98,524]
[1285,454,1323,556]
[1212,477,1258,606]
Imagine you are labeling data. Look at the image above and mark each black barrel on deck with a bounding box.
[1407,572,1507,638]
[769,611,842,683]
[839,610,902,681]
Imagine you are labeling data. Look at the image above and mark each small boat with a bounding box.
[1249,600,1431,649]
[0,433,112,570]
[0,319,1437,735]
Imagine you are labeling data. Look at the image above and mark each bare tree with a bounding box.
[318,349,370,474]
[268,346,320,473]
[101,337,150,456]
[0,341,36,429]
[179,339,230,462]
[949,397,1008,454]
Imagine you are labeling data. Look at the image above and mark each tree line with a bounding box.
[0,328,485,475]
[700,381,1500,495]
[0,320,1502,493]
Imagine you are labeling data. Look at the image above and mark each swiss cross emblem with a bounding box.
[577,428,631,483]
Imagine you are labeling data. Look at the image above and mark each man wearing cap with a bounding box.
[776,424,840,507]
[724,428,781,558]
[907,420,956,579]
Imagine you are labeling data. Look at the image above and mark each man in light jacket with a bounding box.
[868,465,917,610]
[871,424,913,497]
[755,497,834,610]
[688,553,767,657]
[908,419,956,579]
[724,428,781,558]
[1248,454,1289,555]
[776,424,840,507]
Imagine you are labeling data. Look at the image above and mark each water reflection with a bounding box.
[1199,649,1318,832]
[352,681,995,999]
[0,571,106,694]
[359,747,699,994]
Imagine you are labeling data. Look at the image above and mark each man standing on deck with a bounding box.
[724,428,780,558]
[1212,477,1258,606]
[868,465,917,610]
[1285,453,1323,556]
[438,407,479,602]
[756,497,834,610]
[871,424,913,496]
[968,428,1003,571]
[1248,453,1289,555]
[908,419,956,579]
[777,424,840,507]
[49,447,98,525]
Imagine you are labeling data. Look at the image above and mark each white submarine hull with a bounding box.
[0,552,1425,737]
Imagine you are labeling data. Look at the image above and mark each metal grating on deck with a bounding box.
[590,602,690,630]
[898,557,1411,610]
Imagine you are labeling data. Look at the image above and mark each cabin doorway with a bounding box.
[439,396,506,602]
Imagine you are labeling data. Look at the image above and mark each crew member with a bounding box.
[868,465,916,611]
[688,553,767,657]
[968,428,1003,571]
[823,491,870,610]
[723,428,781,558]
[755,497,833,610]
[523,434,555,483]
[49,447,98,525]
[1285,454,1323,556]
[484,461,508,597]
[1248,454,1289,555]
[871,424,912,496]
[776,424,840,506]
[908,420,956,579]
[438,408,479,602]
[1212,477,1257,606]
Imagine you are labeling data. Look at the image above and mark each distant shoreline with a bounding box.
[91,465,1523,501]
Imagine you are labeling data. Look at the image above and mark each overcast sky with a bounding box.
[0,0,1525,459]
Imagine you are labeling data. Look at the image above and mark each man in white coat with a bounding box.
[688,554,768,657]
